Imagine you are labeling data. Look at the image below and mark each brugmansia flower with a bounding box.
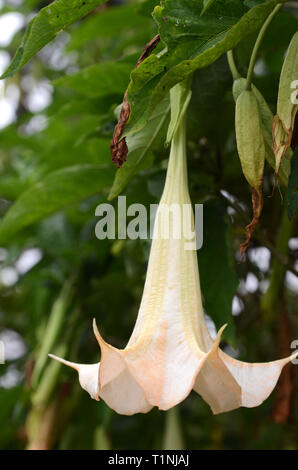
[50,85,297,416]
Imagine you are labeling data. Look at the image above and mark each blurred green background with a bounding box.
[0,0,297,450]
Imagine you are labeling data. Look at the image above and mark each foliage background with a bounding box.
[0,0,297,450]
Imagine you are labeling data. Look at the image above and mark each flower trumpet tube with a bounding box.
[50,84,297,416]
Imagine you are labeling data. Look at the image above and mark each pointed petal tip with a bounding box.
[92,317,102,344]
[92,318,108,349]
[48,353,79,371]
[211,324,227,351]
[219,323,228,333]
[92,317,98,335]
[50,352,100,401]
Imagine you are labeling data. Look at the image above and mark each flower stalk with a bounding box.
[246,3,282,90]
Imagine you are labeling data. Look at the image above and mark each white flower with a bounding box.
[50,84,297,416]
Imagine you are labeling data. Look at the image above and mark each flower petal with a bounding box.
[219,349,298,409]
[93,320,153,415]
[94,320,227,412]
[194,348,298,414]
[48,354,100,400]
[193,341,242,414]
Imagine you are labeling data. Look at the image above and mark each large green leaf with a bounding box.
[53,55,136,98]
[201,0,217,15]
[125,0,277,137]
[288,146,298,219]
[67,3,150,50]
[108,96,170,200]
[199,199,238,345]
[0,0,107,79]
[0,164,113,244]
[189,56,233,142]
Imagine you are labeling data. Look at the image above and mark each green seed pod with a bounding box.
[236,90,265,189]
[232,77,246,102]
[233,78,290,186]
[235,89,266,257]
[274,31,298,176]
[277,31,298,133]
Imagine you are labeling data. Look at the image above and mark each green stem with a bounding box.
[227,50,241,80]
[246,3,282,90]
[162,407,185,450]
[31,279,73,387]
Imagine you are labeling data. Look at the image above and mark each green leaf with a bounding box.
[189,56,233,144]
[125,0,277,137]
[200,0,217,15]
[108,96,170,200]
[0,164,113,244]
[0,0,108,79]
[67,3,149,50]
[32,344,67,407]
[199,199,238,345]
[288,146,298,219]
[53,55,136,98]
[32,282,71,387]
[138,0,161,17]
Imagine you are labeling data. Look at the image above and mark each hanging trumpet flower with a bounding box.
[50,82,297,416]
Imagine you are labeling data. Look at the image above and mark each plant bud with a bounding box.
[235,89,266,257]
[273,31,298,176]
[233,78,290,186]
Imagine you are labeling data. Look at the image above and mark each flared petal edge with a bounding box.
[219,349,298,410]
[193,347,298,415]
[93,320,228,414]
